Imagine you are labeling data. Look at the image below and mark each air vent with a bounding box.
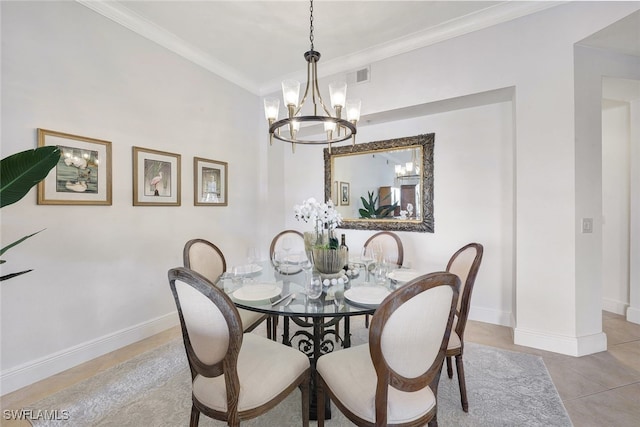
[347,66,371,85]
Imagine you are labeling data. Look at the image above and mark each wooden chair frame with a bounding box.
[183,238,268,335]
[168,267,310,427]
[317,272,460,427]
[269,229,305,262]
[363,231,404,327]
[444,242,484,412]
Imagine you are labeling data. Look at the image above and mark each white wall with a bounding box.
[283,101,515,326]
[602,101,631,314]
[0,1,265,393]
[270,1,640,356]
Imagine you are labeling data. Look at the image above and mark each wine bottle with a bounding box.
[340,234,349,271]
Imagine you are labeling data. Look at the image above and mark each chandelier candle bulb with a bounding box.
[282,80,300,108]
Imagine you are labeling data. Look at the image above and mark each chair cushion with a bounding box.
[238,308,265,330]
[192,333,309,412]
[447,330,461,351]
[317,344,436,424]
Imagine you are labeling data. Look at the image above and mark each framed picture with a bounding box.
[194,157,228,206]
[37,128,112,205]
[340,181,350,206]
[132,146,181,206]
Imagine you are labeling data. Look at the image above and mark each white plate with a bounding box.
[344,286,391,307]
[388,269,422,283]
[233,284,280,302]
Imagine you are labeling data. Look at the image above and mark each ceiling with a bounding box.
[78,1,638,98]
[79,0,568,95]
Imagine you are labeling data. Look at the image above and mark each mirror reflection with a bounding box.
[324,133,434,233]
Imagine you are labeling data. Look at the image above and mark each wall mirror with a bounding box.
[324,133,434,232]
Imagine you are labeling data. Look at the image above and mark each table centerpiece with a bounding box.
[293,197,347,277]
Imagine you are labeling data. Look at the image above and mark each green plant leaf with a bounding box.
[1,146,61,208]
[0,270,33,282]
[359,208,371,218]
[0,230,45,257]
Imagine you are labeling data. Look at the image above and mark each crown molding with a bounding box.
[259,1,565,95]
[77,1,564,97]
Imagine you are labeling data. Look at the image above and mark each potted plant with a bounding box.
[293,197,347,276]
[1,146,61,281]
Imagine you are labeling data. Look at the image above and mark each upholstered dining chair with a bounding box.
[183,238,267,334]
[363,231,404,267]
[362,231,404,327]
[269,229,305,264]
[444,242,484,412]
[316,272,460,427]
[168,267,310,427]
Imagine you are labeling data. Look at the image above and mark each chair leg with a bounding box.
[455,354,469,412]
[317,376,325,427]
[189,405,200,427]
[301,373,310,427]
[446,355,453,378]
[365,314,370,328]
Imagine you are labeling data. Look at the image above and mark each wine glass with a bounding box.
[306,273,322,300]
[360,247,375,282]
[300,250,314,279]
[246,246,259,268]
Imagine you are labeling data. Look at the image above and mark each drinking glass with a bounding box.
[360,247,375,282]
[333,282,345,311]
[231,265,245,288]
[300,251,314,277]
[375,262,389,287]
[246,246,259,267]
[306,273,323,300]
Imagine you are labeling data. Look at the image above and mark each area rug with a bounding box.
[27,324,572,427]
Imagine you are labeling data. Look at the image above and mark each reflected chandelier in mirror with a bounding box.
[324,133,434,232]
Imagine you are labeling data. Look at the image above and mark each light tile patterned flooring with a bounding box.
[2,311,640,426]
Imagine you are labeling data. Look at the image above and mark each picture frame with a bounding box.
[194,157,228,206]
[132,146,181,206]
[340,181,350,206]
[37,128,112,205]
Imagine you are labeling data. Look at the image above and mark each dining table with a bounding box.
[215,259,420,420]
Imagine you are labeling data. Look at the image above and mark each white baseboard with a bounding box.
[468,305,514,327]
[514,327,607,356]
[602,298,629,316]
[627,306,640,324]
[0,312,179,396]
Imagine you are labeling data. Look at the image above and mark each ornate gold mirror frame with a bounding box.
[324,133,434,232]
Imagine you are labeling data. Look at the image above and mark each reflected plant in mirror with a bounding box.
[324,133,434,232]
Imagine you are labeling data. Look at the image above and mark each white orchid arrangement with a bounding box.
[294,197,342,248]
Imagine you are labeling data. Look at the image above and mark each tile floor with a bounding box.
[2,311,639,426]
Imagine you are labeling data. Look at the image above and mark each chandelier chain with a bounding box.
[309,0,314,51]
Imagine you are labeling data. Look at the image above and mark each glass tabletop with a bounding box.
[217,261,395,318]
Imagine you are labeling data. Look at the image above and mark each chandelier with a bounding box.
[264,0,361,152]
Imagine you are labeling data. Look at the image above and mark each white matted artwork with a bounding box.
[37,128,112,205]
[194,157,227,206]
[132,146,181,206]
